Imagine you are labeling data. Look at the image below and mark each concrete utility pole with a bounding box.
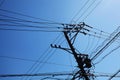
[64,31,89,80]
[51,22,93,80]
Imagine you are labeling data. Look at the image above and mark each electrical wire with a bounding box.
[90,30,109,39]
[0,28,63,32]
[0,1,119,80]
[70,0,90,22]
[22,47,53,80]
[94,44,120,65]
[0,13,112,38]
[68,52,74,72]
[87,33,96,53]
[32,49,57,73]
[1,71,120,78]
[89,31,102,56]
[82,0,104,21]
[22,34,64,80]
[0,13,64,26]
[28,34,66,80]
[108,69,120,80]
[0,71,74,77]
[0,24,63,29]
[88,29,120,43]
[28,30,74,80]
[0,9,61,24]
[0,18,63,25]
[89,25,110,35]
[85,34,94,53]
[29,50,62,79]
[0,8,118,79]
[0,26,109,34]
[0,14,64,29]
[0,14,112,37]
[22,49,53,80]
[0,2,112,36]
[83,34,91,53]
[0,55,73,67]
[75,0,98,22]
[91,26,120,61]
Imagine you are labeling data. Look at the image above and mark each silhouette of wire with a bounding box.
[108,69,120,80]
[0,13,112,37]
[32,49,57,72]
[0,18,63,25]
[70,0,90,22]
[0,28,63,32]
[0,14,63,29]
[0,9,62,24]
[83,34,91,53]
[82,0,104,21]
[94,45,120,65]
[0,55,72,67]
[1,21,119,43]
[22,49,54,80]
[90,31,102,56]
[28,34,65,80]
[68,53,74,72]
[0,24,63,29]
[22,34,63,80]
[87,33,96,53]
[0,14,64,26]
[75,0,97,22]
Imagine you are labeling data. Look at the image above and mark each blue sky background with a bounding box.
[0,0,120,80]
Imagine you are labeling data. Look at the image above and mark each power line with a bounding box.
[0,72,73,77]
[0,13,64,25]
[0,14,64,29]
[0,13,112,37]
[0,28,63,32]
[83,34,91,53]
[30,49,57,74]
[0,55,73,67]
[94,44,120,65]
[108,69,120,80]
[91,26,120,61]
[0,24,63,29]
[82,0,104,21]
[75,0,98,22]
[89,31,102,55]
[28,33,66,80]
[70,0,90,22]
[22,34,64,80]
[86,33,96,53]
[22,48,54,80]
[1,72,120,78]
[0,9,61,24]
[0,20,117,41]
[0,18,63,25]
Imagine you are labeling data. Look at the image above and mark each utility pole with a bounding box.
[51,22,93,80]
[64,31,89,80]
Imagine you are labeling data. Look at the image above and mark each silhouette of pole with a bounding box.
[63,31,89,80]
[108,69,120,80]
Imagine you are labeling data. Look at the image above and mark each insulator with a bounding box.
[55,45,57,48]
[50,44,53,47]
[59,45,61,48]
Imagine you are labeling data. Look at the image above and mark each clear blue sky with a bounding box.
[0,0,120,80]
